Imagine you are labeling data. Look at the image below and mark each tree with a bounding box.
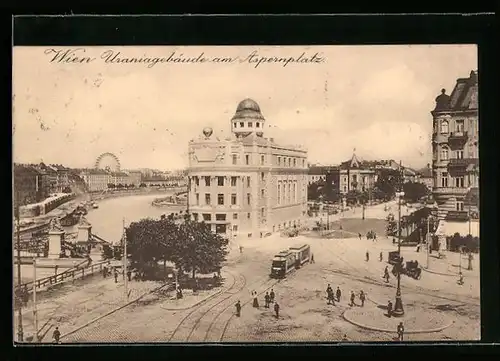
[101,244,114,260]
[139,183,147,188]
[402,181,429,203]
[107,183,115,189]
[117,183,124,189]
[174,217,229,279]
[373,169,402,201]
[386,213,397,236]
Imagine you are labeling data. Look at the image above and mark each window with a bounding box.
[232,154,237,165]
[455,176,465,188]
[205,193,211,205]
[231,193,237,205]
[456,201,464,211]
[194,176,199,186]
[352,175,357,182]
[261,208,265,217]
[277,184,281,205]
[293,183,296,202]
[440,147,449,161]
[231,176,237,186]
[204,176,211,186]
[195,193,199,205]
[256,122,260,128]
[261,189,265,198]
[288,158,291,167]
[232,225,238,232]
[192,213,199,221]
[233,122,237,128]
[247,193,251,205]
[217,194,224,205]
[216,214,226,221]
[248,122,253,127]
[302,159,305,167]
[455,119,464,133]
[240,122,244,128]
[261,155,265,165]
[293,158,296,167]
[278,157,281,166]
[233,213,238,220]
[343,186,347,192]
[261,172,265,181]
[217,176,224,186]
[247,213,251,219]
[440,120,449,134]
[441,172,448,187]
[456,150,464,159]
[202,213,211,221]
[245,155,250,165]
[247,176,251,187]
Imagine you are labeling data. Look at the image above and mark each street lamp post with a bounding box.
[393,190,405,317]
[32,258,38,342]
[426,215,431,269]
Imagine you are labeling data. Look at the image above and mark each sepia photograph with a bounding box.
[12,44,479,344]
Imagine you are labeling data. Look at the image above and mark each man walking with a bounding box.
[127,269,132,282]
[387,300,393,317]
[114,269,118,283]
[53,327,61,344]
[366,251,370,262]
[235,300,242,317]
[397,322,405,341]
[326,284,334,305]
[379,252,383,262]
[270,289,275,303]
[264,292,270,308]
[336,286,342,302]
[350,291,356,306]
[274,302,280,319]
[384,266,390,283]
[359,290,366,307]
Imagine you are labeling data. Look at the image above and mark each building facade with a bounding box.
[80,169,111,192]
[13,164,49,206]
[339,152,377,194]
[431,70,479,221]
[187,99,308,239]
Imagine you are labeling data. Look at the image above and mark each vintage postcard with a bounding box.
[12,45,479,343]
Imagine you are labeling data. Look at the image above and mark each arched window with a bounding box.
[233,122,237,128]
[440,146,449,161]
[440,120,449,134]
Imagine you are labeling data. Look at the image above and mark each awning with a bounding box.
[435,219,480,238]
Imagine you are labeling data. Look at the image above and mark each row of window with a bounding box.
[195,192,252,206]
[191,210,266,222]
[437,173,477,188]
[233,121,262,129]
[437,147,476,161]
[277,181,298,205]
[230,153,306,168]
[192,175,254,187]
[436,118,478,135]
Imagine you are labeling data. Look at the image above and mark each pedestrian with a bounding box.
[253,291,260,308]
[53,326,61,344]
[393,238,396,245]
[114,269,118,283]
[336,287,341,302]
[342,334,348,341]
[379,252,383,262]
[387,300,393,317]
[397,322,404,341]
[365,251,370,262]
[235,300,242,317]
[270,289,275,303]
[358,233,362,240]
[458,273,464,285]
[103,265,107,278]
[384,266,390,283]
[274,302,280,319]
[127,269,132,282]
[177,287,183,299]
[239,246,243,254]
[265,292,271,308]
[310,253,315,264]
[326,284,334,305]
[374,233,377,242]
[350,291,356,306]
[359,290,366,307]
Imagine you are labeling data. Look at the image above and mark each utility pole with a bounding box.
[426,215,431,269]
[123,218,128,301]
[32,258,38,342]
[15,191,24,342]
[393,161,405,317]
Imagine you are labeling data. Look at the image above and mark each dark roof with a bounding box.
[85,169,110,175]
[111,172,129,177]
[433,70,478,112]
[308,166,339,175]
[231,98,265,122]
[417,167,432,178]
[14,164,44,176]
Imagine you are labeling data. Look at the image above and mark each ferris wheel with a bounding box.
[95,152,121,172]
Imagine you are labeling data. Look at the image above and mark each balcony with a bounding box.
[433,187,469,195]
[448,131,468,148]
[447,158,479,175]
[445,210,469,221]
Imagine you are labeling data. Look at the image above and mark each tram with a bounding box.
[289,244,311,268]
[270,250,297,279]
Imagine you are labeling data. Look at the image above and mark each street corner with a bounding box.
[342,305,453,334]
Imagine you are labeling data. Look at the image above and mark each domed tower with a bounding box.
[231,98,265,138]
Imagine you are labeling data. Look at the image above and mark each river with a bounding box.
[84,194,186,244]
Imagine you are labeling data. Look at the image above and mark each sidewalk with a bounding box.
[15,274,164,342]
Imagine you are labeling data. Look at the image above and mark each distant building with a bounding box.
[110,171,130,186]
[51,164,70,191]
[187,98,308,239]
[127,171,142,186]
[80,169,111,192]
[431,70,479,222]
[416,164,433,190]
[339,151,377,195]
[13,164,49,206]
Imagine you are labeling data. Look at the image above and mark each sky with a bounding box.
[12,45,477,170]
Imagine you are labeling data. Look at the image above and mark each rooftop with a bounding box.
[433,70,478,113]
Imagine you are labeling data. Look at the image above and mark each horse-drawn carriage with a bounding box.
[391,258,422,280]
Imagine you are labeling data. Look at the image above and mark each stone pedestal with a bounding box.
[48,230,65,259]
[77,224,92,244]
